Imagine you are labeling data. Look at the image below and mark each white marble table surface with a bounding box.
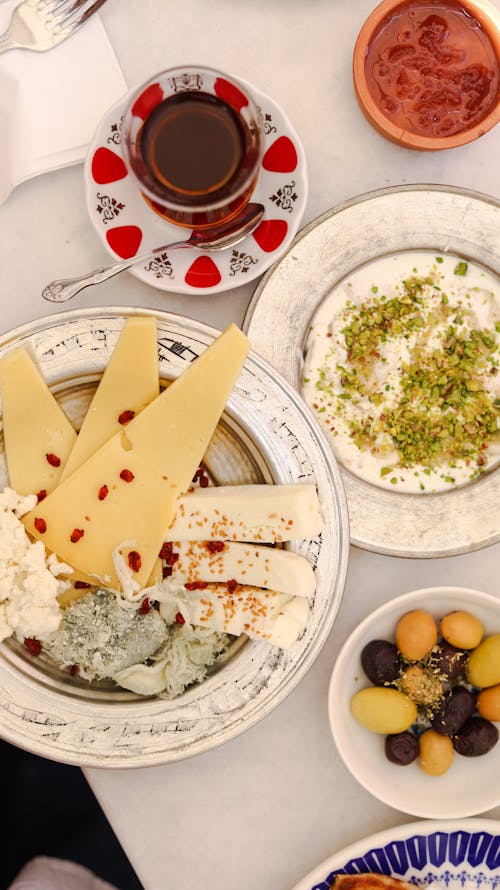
[0,1,499,889]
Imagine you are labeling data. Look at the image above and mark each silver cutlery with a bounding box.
[42,202,266,302]
[0,0,108,54]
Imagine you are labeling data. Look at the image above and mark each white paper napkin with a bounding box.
[0,0,127,206]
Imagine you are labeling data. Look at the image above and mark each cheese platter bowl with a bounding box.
[0,308,348,768]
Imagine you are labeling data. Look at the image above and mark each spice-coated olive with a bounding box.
[361,639,402,685]
[418,728,454,776]
[395,610,438,661]
[453,717,499,757]
[400,664,443,707]
[477,685,500,722]
[385,731,419,765]
[428,640,468,685]
[432,686,476,735]
[440,611,484,650]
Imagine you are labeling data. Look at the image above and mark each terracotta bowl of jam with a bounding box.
[353,0,500,150]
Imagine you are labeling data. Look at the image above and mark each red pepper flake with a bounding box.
[70,528,84,543]
[226,578,238,593]
[166,551,179,566]
[118,409,135,425]
[139,596,150,615]
[162,565,173,579]
[24,637,42,656]
[158,542,173,559]
[69,664,79,676]
[74,581,91,590]
[175,611,185,625]
[34,517,47,534]
[120,468,134,482]
[199,475,209,488]
[185,580,208,591]
[36,489,47,503]
[46,452,61,467]
[128,550,141,572]
[192,464,204,482]
[98,484,109,501]
[206,540,225,554]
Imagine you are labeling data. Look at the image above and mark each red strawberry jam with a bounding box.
[365,1,499,137]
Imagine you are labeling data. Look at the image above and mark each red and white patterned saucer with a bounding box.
[84,79,308,295]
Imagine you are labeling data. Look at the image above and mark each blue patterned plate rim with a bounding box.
[291,819,500,890]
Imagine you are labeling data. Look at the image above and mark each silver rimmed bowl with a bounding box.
[0,308,349,767]
[244,184,500,558]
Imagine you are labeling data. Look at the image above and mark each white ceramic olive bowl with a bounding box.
[328,586,500,818]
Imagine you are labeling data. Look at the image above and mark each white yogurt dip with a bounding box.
[302,252,500,493]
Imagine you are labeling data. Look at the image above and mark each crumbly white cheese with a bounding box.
[0,487,71,643]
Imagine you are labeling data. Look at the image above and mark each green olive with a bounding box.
[351,687,417,734]
[467,635,500,688]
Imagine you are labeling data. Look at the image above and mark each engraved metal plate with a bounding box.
[0,308,348,767]
[244,185,500,558]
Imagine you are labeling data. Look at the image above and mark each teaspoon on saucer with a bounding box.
[42,202,265,303]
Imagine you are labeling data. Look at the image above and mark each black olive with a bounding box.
[361,640,402,685]
[432,686,476,735]
[428,640,468,685]
[385,731,419,765]
[453,717,499,757]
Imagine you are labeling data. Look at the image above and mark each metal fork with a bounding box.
[0,0,108,54]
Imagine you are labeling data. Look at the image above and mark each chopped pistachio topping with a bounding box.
[339,276,432,376]
[310,268,500,479]
[381,326,499,466]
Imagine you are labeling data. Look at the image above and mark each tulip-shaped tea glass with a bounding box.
[123,65,263,229]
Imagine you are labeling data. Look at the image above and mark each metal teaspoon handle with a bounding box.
[42,248,181,303]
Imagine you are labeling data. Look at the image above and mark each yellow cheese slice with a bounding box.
[60,316,160,600]
[23,324,250,591]
[0,348,77,496]
[60,317,159,481]
[0,349,99,596]
[52,318,160,601]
